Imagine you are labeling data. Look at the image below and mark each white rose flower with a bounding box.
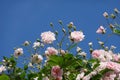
[41,31,56,44]
[14,48,23,58]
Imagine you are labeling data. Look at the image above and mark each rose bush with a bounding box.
[0,8,120,80]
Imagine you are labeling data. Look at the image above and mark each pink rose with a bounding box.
[107,62,120,72]
[45,47,58,56]
[96,26,106,34]
[92,50,101,58]
[0,65,6,73]
[51,65,63,80]
[41,31,56,44]
[70,31,85,43]
[102,71,116,80]
[113,54,119,61]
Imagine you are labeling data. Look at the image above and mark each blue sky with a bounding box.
[0,0,120,59]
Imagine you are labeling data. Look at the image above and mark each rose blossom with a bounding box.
[101,71,116,80]
[51,65,63,80]
[113,54,119,61]
[45,47,58,56]
[33,42,40,49]
[41,31,56,44]
[42,77,49,80]
[31,54,43,64]
[92,49,115,61]
[70,31,85,43]
[92,49,102,58]
[106,61,120,72]
[14,48,23,58]
[0,65,6,73]
[76,72,85,80]
[96,26,106,34]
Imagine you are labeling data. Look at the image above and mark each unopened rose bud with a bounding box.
[110,14,116,19]
[109,24,114,29]
[105,46,109,51]
[110,45,116,50]
[83,69,88,72]
[98,41,104,45]
[55,30,58,35]
[88,42,93,46]
[76,47,82,52]
[89,48,93,53]
[24,41,30,46]
[96,26,106,34]
[60,50,65,55]
[103,12,108,18]
[73,26,76,31]
[114,8,120,14]
[83,60,87,64]
[50,22,54,27]
[40,43,44,47]
[28,63,33,67]
[68,22,74,29]
[37,39,40,42]
[59,20,63,25]
[68,30,71,34]
[62,28,66,33]
[78,52,86,57]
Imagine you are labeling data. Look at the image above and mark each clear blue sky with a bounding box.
[0,0,120,59]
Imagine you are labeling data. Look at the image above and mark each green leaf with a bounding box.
[0,62,2,65]
[91,74,102,80]
[48,55,63,66]
[113,29,120,35]
[0,74,10,80]
[93,63,100,69]
[88,59,97,63]
[24,65,28,70]
[100,68,113,75]
[20,71,26,79]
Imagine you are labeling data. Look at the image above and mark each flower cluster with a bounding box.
[0,8,120,80]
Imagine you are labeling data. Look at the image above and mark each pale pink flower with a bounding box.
[82,75,91,80]
[45,47,58,56]
[0,65,6,73]
[31,54,43,64]
[33,77,38,80]
[92,50,102,58]
[92,49,115,61]
[106,62,120,72]
[102,71,116,80]
[24,41,30,46]
[103,12,108,18]
[76,72,85,80]
[41,31,56,44]
[70,31,85,43]
[59,49,65,55]
[51,65,63,80]
[14,48,23,58]
[113,54,119,61]
[33,42,40,49]
[76,47,81,52]
[114,8,120,14]
[96,26,106,34]
[99,62,107,69]
[42,77,49,80]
